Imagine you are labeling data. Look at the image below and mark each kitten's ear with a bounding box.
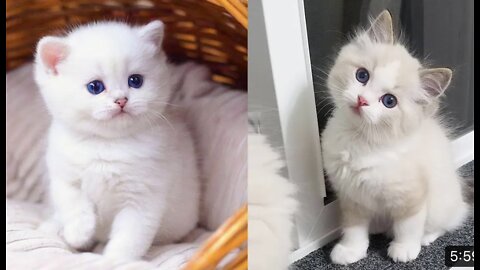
[366,10,394,44]
[35,37,69,75]
[420,68,453,97]
[138,20,165,47]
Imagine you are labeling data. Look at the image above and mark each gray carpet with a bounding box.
[291,161,474,270]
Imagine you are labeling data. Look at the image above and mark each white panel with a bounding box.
[261,0,327,247]
[452,131,475,168]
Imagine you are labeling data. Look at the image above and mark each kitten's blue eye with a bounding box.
[86,80,105,95]
[128,74,143,88]
[356,68,369,84]
[381,94,397,108]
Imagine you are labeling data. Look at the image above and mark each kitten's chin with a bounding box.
[110,110,132,120]
[350,106,362,116]
[347,106,369,121]
[93,109,139,121]
[341,107,376,126]
[63,109,161,138]
[71,112,144,137]
[83,118,146,138]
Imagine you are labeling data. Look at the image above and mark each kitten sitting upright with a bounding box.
[321,10,469,264]
[34,21,200,262]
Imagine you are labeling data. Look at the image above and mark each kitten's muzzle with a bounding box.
[115,97,128,109]
[351,95,369,115]
[357,95,369,107]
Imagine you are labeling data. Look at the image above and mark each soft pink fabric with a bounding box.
[171,63,247,230]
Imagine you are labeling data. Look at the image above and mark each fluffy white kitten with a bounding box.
[321,10,469,264]
[34,21,200,261]
[248,126,298,270]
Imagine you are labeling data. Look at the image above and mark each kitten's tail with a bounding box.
[459,174,474,222]
[461,176,474,206]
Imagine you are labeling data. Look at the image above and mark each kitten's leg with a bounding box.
[421,231,443,246]
[330,201,370,265]
[103,207,159,262]
[388,204,426,262]
[50,179,96,249]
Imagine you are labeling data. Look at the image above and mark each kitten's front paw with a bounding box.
[330,243,367,265]
[63,211,96,250]
[388,242,421,262]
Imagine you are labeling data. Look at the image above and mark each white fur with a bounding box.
[248,129,298,270]
[34,21,200,262]
[322,11,468,264]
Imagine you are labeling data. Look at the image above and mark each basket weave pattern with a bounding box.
[6,0,247,89]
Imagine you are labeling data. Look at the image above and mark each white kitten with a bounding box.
[321,10,469,264]
[34,21,200,262]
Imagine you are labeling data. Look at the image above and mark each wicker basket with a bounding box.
[184,205,248,270]
[6,0,247,269]
[6,0,247,89]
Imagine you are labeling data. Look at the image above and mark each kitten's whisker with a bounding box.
[129,100,183,108]
[323,85,344,95]
[149,110,176,132]
[149,100,183,107]
[311,73,327,81]
[312,84,331,91]
[325,105,340,116]
[317,100,335,113]
[316,98,332,108]
[312,83,329,89]
[311,65,330,76]
[143,114,156,134]
[328,83,345,92]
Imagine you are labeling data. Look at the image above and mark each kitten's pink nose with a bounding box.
[357,95,369,107]
[115,97,128,108]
